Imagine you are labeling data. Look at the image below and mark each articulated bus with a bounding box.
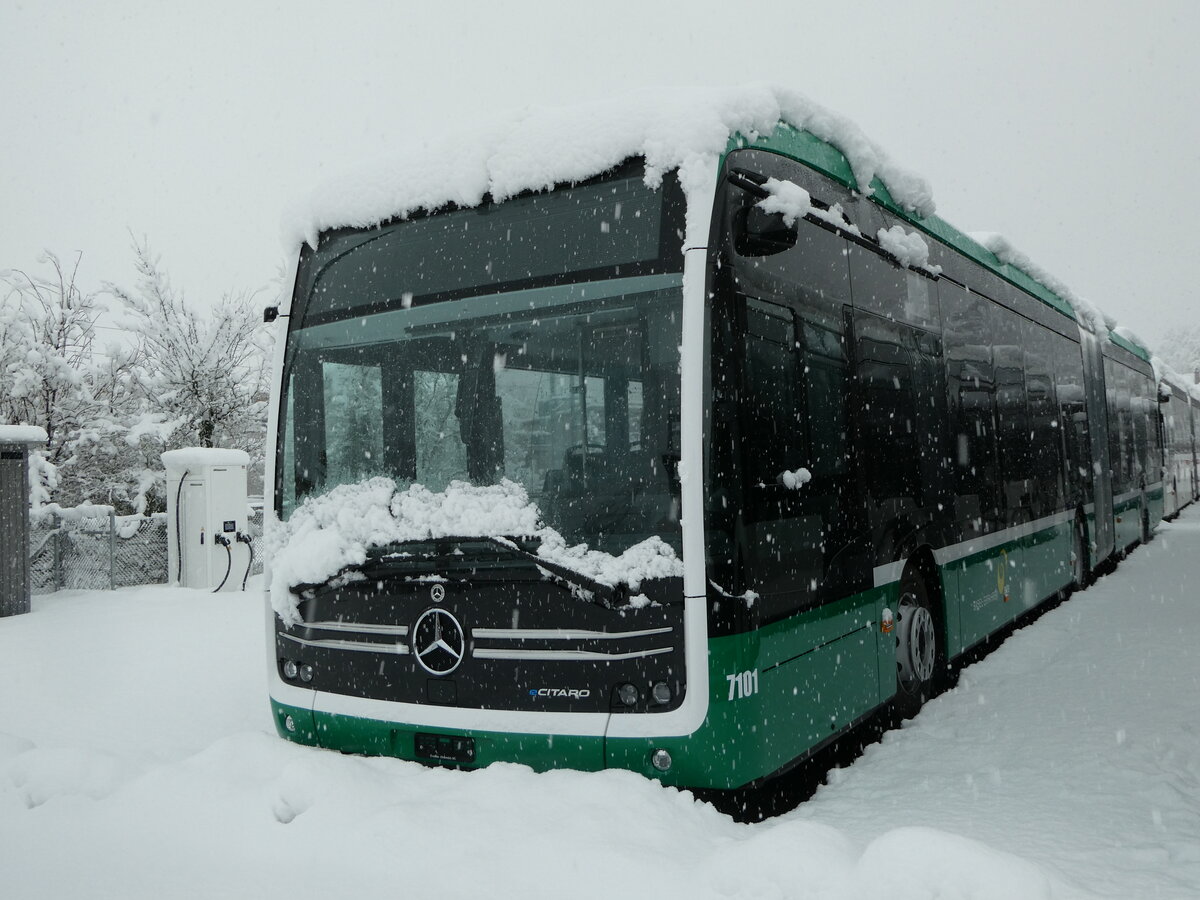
[266,102,1196,794]
[1161,373,1200,519]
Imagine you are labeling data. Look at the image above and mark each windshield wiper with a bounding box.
[473,535,629,608]
[294,542,513,594]
[303,536,629,608]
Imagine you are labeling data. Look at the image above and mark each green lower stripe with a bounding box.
[272,701,606,771]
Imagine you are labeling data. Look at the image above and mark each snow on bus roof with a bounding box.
[1158,359,1200,400]
[284,84,1151,360]
[967,232,1112,337]
[284,84,936,252]
[1111,325,1154,363]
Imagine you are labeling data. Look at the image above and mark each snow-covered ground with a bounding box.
[2,508,1199,899]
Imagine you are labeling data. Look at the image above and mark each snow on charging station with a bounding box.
[162,448,252,591]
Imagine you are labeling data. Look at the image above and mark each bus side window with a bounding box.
[737,298,823,617]
[741,298,803,489]
[1104,358,1131,492]
[1023,319,1064,518]
[940,280,999,537]
[708,148,866,624]
[290,357,327,501]
[1131,369,1152,483]
[1054,337,1090,509]
[990,303,1033,526]
[853,313,920,503]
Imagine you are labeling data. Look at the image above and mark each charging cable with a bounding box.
[213,534,233,592]
[236,532,254,591]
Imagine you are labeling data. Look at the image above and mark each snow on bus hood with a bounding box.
[266,477,683,625]
[283,84,938,258]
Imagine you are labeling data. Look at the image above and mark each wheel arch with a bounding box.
[900,544,947,649]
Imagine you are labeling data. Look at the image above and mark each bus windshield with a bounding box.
[277,164,685,558]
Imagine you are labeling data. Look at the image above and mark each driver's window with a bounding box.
[741,298,803,490]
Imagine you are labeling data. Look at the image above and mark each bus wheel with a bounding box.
[1070,516,1089,589]
[894,569,940,719]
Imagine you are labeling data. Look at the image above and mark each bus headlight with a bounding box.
[299,664,314,683]
[282,659,299,680]
[617,683,639,707]
[651,749,672,772]
[651,681,671,705]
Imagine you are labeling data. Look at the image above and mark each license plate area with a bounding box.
[415,732,476,764]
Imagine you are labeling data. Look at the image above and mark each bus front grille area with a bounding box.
[275,576,686,715]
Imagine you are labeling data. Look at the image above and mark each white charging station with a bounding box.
[162,448,252,591]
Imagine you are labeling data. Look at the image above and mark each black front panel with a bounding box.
[276,572,685,715]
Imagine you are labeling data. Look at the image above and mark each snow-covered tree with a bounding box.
[109,241,272,494]
[2,245,273,513]
[0,252,99,454]
[1158,321,1200,384]
[0,252,143,508]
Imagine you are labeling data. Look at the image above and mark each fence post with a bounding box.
[109,511,116,591]
[52,512,62,592]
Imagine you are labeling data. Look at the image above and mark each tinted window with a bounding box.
[855,313,920,501]
[1053,336,1091,507]
[706,149,867,625]
[848,225,940,331]
[990,303,1032,524]
[741,299,803,489]
[1023,320,1064,517]
[294,164,684,326]
[941,280,1000,535]
[1104,357,1131,493]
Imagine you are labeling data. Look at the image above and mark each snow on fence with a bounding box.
[29,505,265,594]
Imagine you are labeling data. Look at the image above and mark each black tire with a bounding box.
[892,567,944,721]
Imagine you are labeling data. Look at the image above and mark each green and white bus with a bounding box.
[266,92,1183,793]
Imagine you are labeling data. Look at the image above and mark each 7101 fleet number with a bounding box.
[726,669,759,700]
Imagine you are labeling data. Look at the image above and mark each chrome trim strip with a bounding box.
[471,627,672,641]
[280,632,410,654]
[933,509,1075,567]
[873,509,1079,586]
[305,621,409,636]
[473,646,674,662]
[1113,488,1142,506]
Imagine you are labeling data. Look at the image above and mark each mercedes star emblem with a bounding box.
[430,583,445,602]
[412,607,465,676]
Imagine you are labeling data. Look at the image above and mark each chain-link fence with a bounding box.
[246,505,265,580]
[31,506,265,594]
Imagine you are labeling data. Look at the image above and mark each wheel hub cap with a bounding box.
[898,600,936,685]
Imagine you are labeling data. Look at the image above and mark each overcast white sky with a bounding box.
[3,0,1197,351]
